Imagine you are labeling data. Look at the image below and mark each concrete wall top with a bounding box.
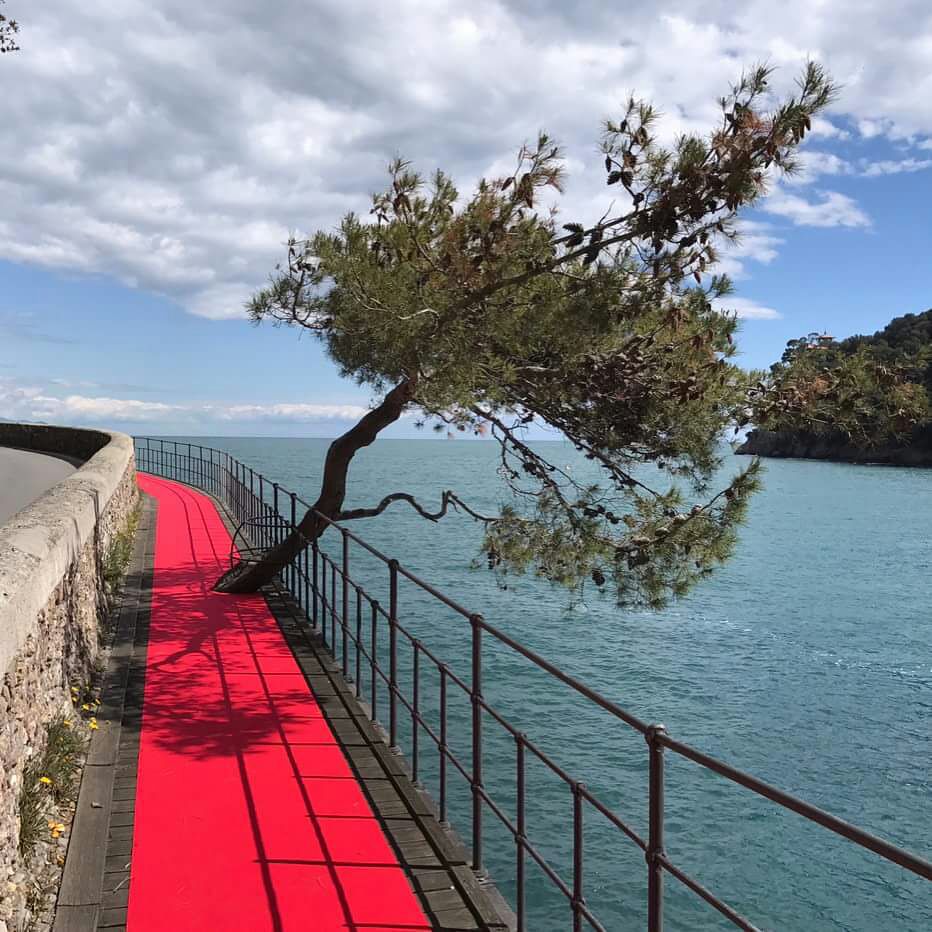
[0,424,136,676]
[0,422,113,463]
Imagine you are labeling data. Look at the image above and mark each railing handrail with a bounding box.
[132,435,932,932]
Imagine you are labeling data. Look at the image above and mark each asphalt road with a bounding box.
[0,446,76,526]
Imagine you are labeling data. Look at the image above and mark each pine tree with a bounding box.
[216,64,906,607]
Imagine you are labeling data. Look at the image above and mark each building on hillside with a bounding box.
[805,331,835,348]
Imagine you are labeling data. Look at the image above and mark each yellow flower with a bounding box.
[88,719,99,730]
[81,704,91,711]
[63,720,72,728]
[39,776,53,786]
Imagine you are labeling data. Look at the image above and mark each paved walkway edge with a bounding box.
[54,493,157,932]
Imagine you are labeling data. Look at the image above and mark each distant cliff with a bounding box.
[736,427,932,467]
[742,308,932,467]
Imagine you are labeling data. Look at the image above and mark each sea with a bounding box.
[161,436,931,931]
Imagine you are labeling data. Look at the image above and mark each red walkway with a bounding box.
[128,475,432,931]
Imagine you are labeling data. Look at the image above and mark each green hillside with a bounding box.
[739,308,932,463]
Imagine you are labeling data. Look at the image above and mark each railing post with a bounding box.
[572,781,585,932]
[411,640,420,783]
[439,665,448,823]
[471,612,484,875]
[304,546,311,622]
[230,459,236,518]
[341,530,349,678]
[290,492,298,594]
[388,559,399,750]
[311,541,319,628]
[258,476,265,549]
[354,588,362,692]
[272,483,280,548]
[330,562,337,652]
[515,732,526,932]
[320,556,328,648]
[646,723,667,932]
[248,468,255,534]
[370,600,379,722]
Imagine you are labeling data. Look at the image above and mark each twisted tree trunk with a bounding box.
[213,378,415,593]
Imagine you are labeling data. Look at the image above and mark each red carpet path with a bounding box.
[128,475,432,931]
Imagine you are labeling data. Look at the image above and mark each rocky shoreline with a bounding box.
[735,428,932,467]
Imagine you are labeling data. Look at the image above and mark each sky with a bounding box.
[1,0,931,437]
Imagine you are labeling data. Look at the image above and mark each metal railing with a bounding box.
[133,437,932,931]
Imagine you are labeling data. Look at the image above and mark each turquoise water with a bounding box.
[161,437,931,930]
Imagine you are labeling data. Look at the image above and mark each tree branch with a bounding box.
[337,490,497,523]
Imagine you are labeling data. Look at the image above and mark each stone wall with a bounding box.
[0,427,137,932]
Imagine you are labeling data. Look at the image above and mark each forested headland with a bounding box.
[739,309,932,465]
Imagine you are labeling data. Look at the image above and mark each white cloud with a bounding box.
[762,188,871,228]
[809,117,851,140]
[1,0,931,320]
[787,152,932,184]
[857,119,889,139]
[0,377,372,426]
[211,403,371,422]
[58,395,179,421]
[785,151,852,186]
[713,297,782,320]
[187,282,258,321]
[860,157,932,176]
[715,220,783,279]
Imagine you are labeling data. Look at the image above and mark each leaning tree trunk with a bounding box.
[213,379,415,593]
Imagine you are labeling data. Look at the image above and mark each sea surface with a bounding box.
[157,436,930,931]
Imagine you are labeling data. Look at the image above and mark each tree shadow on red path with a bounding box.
[126,475,434,932]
